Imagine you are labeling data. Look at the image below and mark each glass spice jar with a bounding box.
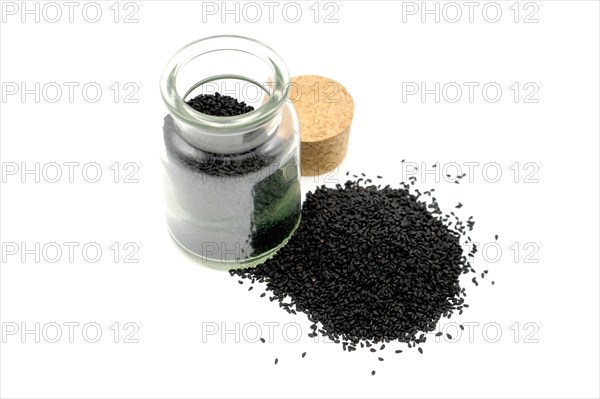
[159,35,301,269]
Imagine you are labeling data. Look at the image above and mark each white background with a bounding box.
[1,1,599,398]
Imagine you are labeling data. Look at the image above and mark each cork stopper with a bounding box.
[291,75,354,176]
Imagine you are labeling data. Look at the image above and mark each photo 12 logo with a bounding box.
[200,321,540,344]
[1,162,140,184]
[433,321,540,343]
[1,241,140,264]
[200,1,340,23]
[401,2,539,24]
[400,162,540,184]
[1,322,140,343]
[1,82,140,104]
[1,1,140,23]
[401,82,540,104]
[465,241,540,265]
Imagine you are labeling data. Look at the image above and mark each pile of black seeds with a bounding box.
[232,175,489,366]
[186,92,254,116]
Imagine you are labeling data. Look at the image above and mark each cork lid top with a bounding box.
[291,75,355,176]
[291,75,355,143]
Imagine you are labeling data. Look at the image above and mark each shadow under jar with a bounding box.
[160,35,301,270]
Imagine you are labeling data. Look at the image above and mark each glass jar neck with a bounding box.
[173,105,283,154]
[160,35,290,154]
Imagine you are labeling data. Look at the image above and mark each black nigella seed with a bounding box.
[274,358,278,365]
[248,286,253,291]
[230,174,485,364]
[395,350,403,354]
[302,352,306,358]
[186,92,254,117]
[436,332,443,336]
[260,293,266,298]
[260,338,265,343]
[495,235,498,240]
[371,370,376,376]
[380,344,385,350]
[446,333,452,339]
[378,357,384,361]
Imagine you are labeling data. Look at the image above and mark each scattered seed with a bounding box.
[274,358,278,365]
[371,370,376,376]
[378,357,384,361]
[418,347,423,354]
[302,352,306,358]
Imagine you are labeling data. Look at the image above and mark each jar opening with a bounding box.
[183,75,271,116]
[160,35,290,135]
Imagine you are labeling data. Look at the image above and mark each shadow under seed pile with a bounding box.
[232,178,479,349]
